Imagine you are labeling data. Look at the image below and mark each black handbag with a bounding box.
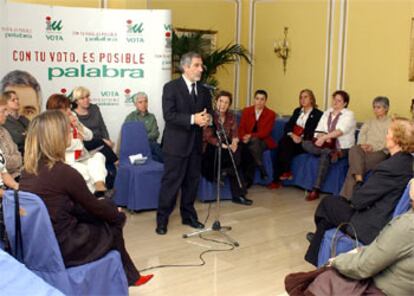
[13,190,24,263]
[330,222,360,259]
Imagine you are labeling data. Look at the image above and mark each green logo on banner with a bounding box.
[127,20,144,33]
[46,16,63,32]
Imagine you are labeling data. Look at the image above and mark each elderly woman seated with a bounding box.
[328,178,414,295]
[46,94,107,196]
[19,110,153,286]
[124,91,163,163]
[202,90,252,206]
[0,95,21,191]
[340,96,392,198]
[2,90,30,155]
[304,117,414,267]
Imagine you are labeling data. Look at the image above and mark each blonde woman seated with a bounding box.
[46,94,107,196]
[340,96,391,198]
[328,178,414,295]
[71,86,118,167]
[19,110,153,286]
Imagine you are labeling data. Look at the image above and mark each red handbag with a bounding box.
[292,125,304,137]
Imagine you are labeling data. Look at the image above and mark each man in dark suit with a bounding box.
[156,52,212,235]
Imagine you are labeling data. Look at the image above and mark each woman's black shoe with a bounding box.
[232,195,253,206]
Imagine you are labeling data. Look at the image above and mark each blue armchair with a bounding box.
[2,190,128,295]
[114,121,164,211]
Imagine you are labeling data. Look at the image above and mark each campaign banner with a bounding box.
[0,2,172,143]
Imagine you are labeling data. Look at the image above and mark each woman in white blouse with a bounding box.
[302,90,356,201]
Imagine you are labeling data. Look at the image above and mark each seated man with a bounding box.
[124,92,163,163]
[238,89,276,187]
[2,91,29,156]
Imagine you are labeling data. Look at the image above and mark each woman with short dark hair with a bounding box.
[302,90,356,201]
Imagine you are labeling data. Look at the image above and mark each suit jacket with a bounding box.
[283,107,323,140]
[162,77,212,157]
[238,106,277,149]
[349,152,413,244]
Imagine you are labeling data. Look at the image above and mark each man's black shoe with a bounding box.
[232,195,253,206]
[306,232,315,243]
[182,218,204,229]
[155,225,167,235]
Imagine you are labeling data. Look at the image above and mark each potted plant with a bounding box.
[172,30,251,88]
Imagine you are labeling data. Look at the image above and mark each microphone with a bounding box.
[203,83,216,90]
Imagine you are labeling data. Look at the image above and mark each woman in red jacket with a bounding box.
[239,89,276,187]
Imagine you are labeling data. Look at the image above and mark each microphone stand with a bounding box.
[183,112,240,247]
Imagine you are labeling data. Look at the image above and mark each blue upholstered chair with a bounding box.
[283,154,349,195]
[114,121,164,211]
[317,183,412,267]
[0,248,64,296]
[2,190,128,295]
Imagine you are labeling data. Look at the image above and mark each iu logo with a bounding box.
[124,89,134,104]
[126,20,144,34]
[46,16,63,32]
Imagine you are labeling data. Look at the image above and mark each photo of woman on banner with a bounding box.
[0,70,42,120]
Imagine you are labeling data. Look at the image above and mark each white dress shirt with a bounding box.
[314,107,356,149]
[296,107,313,128]
[182,75,197,125]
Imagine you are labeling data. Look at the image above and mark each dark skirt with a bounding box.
[201,144,247,197]
[61,206,139,285]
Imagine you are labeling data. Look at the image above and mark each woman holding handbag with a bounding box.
[302,90,356,201]
[269,89,322,189]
